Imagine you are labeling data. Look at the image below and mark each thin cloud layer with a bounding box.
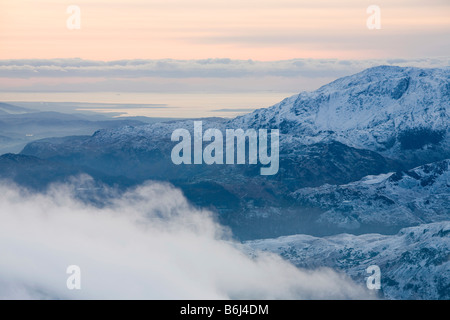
[0,177,373,299]
[1,57,447,94]
[0,58,448,79]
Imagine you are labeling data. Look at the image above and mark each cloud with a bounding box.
[0,57,448,79]
[0,177,373,299]
[0,57,447,94]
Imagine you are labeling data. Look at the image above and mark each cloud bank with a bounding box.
[1,57,447,94]
[0,58,448,79]
[0,177,373,299]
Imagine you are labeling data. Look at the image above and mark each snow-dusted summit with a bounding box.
[231,66,449,162]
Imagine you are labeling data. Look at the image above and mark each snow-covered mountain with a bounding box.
[293,159,450,233]
[3,66,449,299]
[14,66,450,240]
[233,66,449,145]
[231,66,449,165]
[247,221,450,300]
[22,66,450,165]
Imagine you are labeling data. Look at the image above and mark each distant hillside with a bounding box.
[0,102,34,114]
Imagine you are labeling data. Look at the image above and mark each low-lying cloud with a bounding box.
[0,57,448,79]
[1,57,448,94]
[0,176,373,299]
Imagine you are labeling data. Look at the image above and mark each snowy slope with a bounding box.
[293,159,449,231]
[247,221,450,300]
[231,66,449,162]
[23,66,449,166]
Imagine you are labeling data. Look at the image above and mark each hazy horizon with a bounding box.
[1,57,448,117]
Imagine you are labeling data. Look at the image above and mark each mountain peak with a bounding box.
[231,66,449,164]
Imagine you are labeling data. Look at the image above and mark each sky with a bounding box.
[0,0,449,61]
[0,0,448,116]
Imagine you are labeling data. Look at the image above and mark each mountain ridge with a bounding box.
[229,65,449,165]
[246,220,450,300]
[11,66,450,239]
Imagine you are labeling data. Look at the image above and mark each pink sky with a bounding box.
[0,0,449,61]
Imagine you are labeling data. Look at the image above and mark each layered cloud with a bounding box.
[0,177,373,299]
[0,58,448,79]
[0,57,448,93]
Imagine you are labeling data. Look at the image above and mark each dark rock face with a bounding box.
[398,128,445,150]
